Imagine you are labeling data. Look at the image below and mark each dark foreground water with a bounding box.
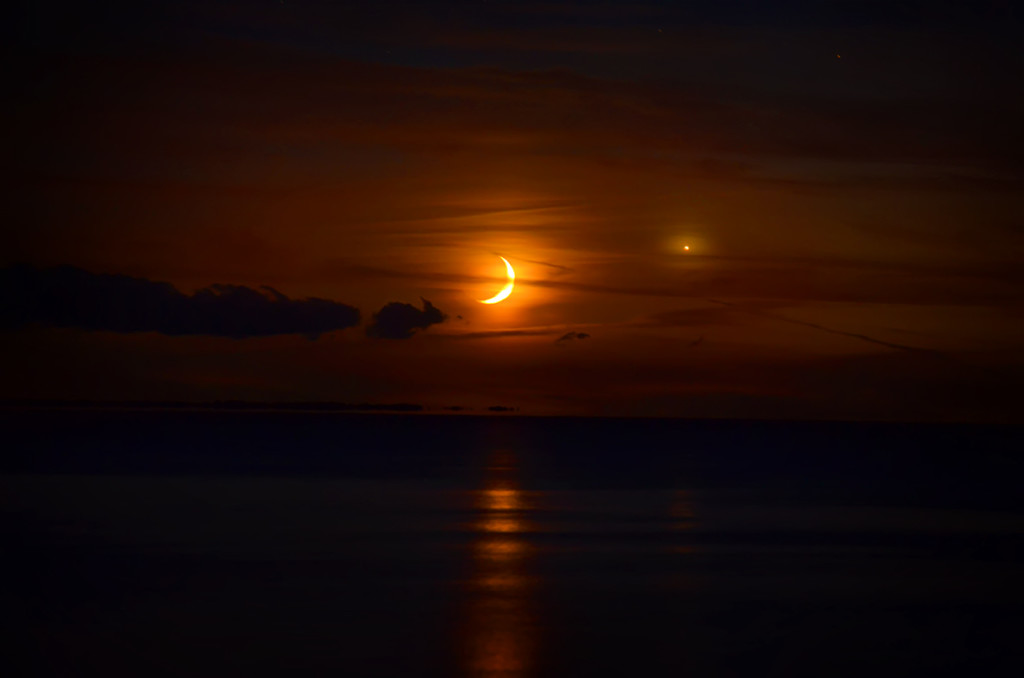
[2,412,1022,677]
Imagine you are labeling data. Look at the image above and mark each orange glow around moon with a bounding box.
[478,256,516,304]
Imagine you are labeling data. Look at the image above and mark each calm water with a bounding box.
[2,412,1022,676]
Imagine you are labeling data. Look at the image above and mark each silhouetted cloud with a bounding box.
[0,265,360,339]
[366,298,446,339]
[556,331,591,344]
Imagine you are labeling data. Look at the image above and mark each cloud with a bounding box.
[515,256,573,274]
[447,328,561,340]
[366,298,446,339]
[0,264,360,339]
[556,331,591,344]
[638,304,760,328]
[330,255,1024,307]
[706,299,935,354]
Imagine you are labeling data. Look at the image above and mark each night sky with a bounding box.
[3,1,1022,420]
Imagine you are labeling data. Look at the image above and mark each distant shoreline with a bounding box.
[0,401,1018,427]
[0,400,521,415]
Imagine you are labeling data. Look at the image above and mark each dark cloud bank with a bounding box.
[366,298,446,339]
[0,265,360,339]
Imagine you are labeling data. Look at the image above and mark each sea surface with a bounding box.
[2,412,1022,677]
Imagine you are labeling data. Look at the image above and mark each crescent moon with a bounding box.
[478,256,515,304]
